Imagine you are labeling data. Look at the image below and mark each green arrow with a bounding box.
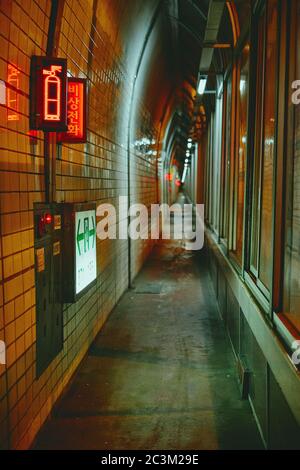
[77,215,96,255]
[77,219,84,255]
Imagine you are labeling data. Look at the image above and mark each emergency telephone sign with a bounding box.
[30,56,68,131]
[58,78,87,143]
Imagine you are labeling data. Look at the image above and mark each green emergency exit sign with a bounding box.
[75,210,97,295]
[61,202,97,302]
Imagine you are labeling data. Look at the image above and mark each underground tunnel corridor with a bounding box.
[1,0,300,455]
[33,193,262,450]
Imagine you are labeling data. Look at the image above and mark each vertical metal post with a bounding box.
[44,0,64,203]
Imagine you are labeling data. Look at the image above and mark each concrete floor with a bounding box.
[34,210,263,449]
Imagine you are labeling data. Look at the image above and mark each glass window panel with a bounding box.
[234,44,250,263]
[283,0,300,334]
[250,12,265,274]
[259,0,278,289]
[222,75,232,240]
[250,1,278,294]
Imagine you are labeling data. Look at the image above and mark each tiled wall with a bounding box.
[0,0,160,449]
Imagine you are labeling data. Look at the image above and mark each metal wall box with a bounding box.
[61,202,97,303]
[34,203,63,377]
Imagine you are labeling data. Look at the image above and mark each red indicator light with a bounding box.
[58,78,87,143]
[37,213,52,237]
[175,179,181,187]
[44,213,52,224]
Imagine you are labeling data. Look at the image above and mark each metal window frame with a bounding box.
[219,14,251,263]
[244,0,281,315]
[228,38,251,272]
[249,5,267,279]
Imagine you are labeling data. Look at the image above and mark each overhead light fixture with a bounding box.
[240,78,246,94]
[185,158,189,163]
[187,142,192,149]
[197,76,207,95]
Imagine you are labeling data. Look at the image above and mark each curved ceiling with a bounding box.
[118,0,243,173]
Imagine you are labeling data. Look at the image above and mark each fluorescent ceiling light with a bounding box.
[197,76,207,95]
[240,78,246,93]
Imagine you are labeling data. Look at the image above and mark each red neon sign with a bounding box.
[30,56,67,131]
[58,78,87,143]
[7,64,20,121]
